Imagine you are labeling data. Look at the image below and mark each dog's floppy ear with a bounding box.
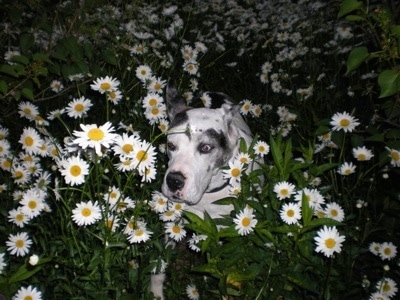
[166,81,188,119]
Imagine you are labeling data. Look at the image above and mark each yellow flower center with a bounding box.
[330,209,338,217]
[15,239,24,248]
[384,247,392,256]
[23,108,31,115]
[344,169,352,175]
[154,83,161,91]
[87,128,104,141]
[28,200,37,210]
[151,108,159,116]
[3,160,11,169]
[123,160,132,166]
[70,165,82,177]
[16,214,24,221]
[242,217,251,227]
[135,229,144,236]
[25,136,34,147]
[382,283,390,293]
[258,146,265,152]
[15,170,23,179]
[325,238,336,249]
[357,154,366,160]
[136,150,148,162]
[172,225,181,234]
[243,104,250,111]
[391,151,400,161]
[339,119,350,127]
[100,82,111,91]
[81,208,92,217]
[24,296,33,300]
[174,204,182,210]
[165,211,174,217]
[286,209,294,217]
[110,192,118,199]
[109,91,116,99]
[231,168,240,177]
[128,221,134,229]
[149,98,158,106]
[280,189,288,196]
[74,103,84,112]
[105,219,114,228]
[157,198,165,205]
[141,70,147,76]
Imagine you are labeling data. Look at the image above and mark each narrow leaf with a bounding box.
[346,47,369,75]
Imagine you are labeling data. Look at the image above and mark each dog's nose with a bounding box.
[166,171,185,192]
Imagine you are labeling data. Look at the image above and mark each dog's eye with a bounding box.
[167,142,176,151]
[199,143,213,154]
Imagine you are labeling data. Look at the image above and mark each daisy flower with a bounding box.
[132,140,157,173]
[369,292,389,300]
[135,65,152,82]
[386,147,400,167]
[11,164,31,185]
[0,139,10,157]
[142,92,164,109]
[50,80,64,93]
[280,202,302,225]
[147,76,166,94]
[12,285,42,300]
[233,207,258,236]
[149,191,169,213]
[253,140,270,157]
[127,225,153,243]
[229,183,242,197]
[112,133,141,157]
[72,122,117,156]
[144,103,167,124]
[183,61,199,76]
[324,202,345,222]
[59,156,89,186]
[187,233,207,252]
[200,92,212,108]
[376,278,398,298]
[0,253,6,274]
[223,159,244,185]
[103,186,122,206]
[107,90,123,104]
[352,146,374,161]
[369,242,381,256]
[19,127,42,155]
[314,226,346,257]
[273,181,296,200]
[6,232,32,257]
[251,104,262,117]
[235,152,252,165]
[186,284,200,300]
[72,200,102,226]
[240,99,253,115]
[90,76,120,94]
[104,214,120,232]
[337,162,356,175]
[20,188,45,219]
[330,111,360,133]
[140,166,157,182]
[159,210,179,222]
[115,157,135,172]
[66,96,93,119]
[378,242,397,261]
[165,222,187,242]
[18,101,39,120]
[294,188,325,210]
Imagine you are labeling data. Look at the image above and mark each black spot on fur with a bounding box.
[205,128,228,150]
[169,110,189,128]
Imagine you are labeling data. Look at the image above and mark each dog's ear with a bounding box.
[166,81,188,119]
[221,103,252,144]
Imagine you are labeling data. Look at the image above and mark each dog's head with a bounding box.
[162,83,245,205]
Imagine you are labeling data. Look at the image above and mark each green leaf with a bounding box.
[303,218,343,232]
[0,80,8,95]
[0,64,18,77]
[345,14,366,22]
[102,49,118,66]
[33,53,53,64]
[22,88,34,100]
[9,264,42,283]
[301,192,313,227]
[19,33,34,53]
[337,0,363,19]
[346,47,369,75]
[390,25,400,37]
[378,69,400,98]
[11,55,30,65]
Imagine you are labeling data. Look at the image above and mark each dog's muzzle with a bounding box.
[166,171,185,193]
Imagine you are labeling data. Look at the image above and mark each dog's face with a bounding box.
[162,84,239,205]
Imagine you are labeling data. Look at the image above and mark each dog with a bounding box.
[151,82,255,299]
